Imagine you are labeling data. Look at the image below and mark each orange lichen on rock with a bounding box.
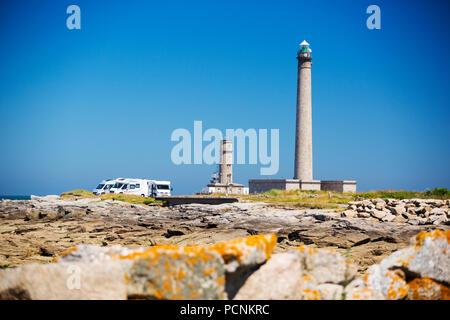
[61,245,78,257]
[122,242,227,300]
[300,289,322,300]
[412,230,450,249]
[385,270,408,300]
[204,268,215,276]
[347,288,381,300]
[407,278,450,300]
[395,254,414,268]
[154,289,163,300]
[209,234,277,264]
[295,246,318,255]
[117,234,277,268]
[118,244,205,262]
[52,245,78,262]
[361,268,408,300]
[177,269,186,280]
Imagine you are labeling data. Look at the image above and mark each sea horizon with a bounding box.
[0,195,31,200]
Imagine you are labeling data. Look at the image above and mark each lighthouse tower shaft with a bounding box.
[294,42,313,180]
[219,140,233,184]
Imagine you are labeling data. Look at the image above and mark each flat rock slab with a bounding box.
[155,196,240,206]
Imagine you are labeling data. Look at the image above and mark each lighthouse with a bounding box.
[294,40,313,180]
[248,41,357,193]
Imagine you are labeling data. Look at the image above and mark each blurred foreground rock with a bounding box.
[345,229,449,300]
[0,231,448,300]
[0,261,126,299]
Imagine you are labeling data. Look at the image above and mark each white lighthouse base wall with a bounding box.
[248,179,356,194]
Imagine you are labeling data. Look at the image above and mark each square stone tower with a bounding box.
[219,139,233,184]
[205,139,246,195]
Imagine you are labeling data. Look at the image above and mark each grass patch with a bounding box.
[60,189,96,198]
[356,188,450,200]
[0,264,10,269]
[99,193,164,205]
[60,190,164,205]
[425,188,450,198]
[242,189,351,209]
[242,187,450,209]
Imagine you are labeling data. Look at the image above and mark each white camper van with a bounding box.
[92,179,116,195]
[149,180,172,197]
[106,178,172,197]
[109,178,129,194]
[119,179,152,197]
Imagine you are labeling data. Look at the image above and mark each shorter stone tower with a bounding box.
[203,139,247,195]
[219,140,233,184]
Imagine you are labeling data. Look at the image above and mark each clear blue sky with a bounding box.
[0,0,449,195]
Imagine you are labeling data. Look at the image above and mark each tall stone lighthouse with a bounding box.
[248,41,357,193]
[294,40,313,180]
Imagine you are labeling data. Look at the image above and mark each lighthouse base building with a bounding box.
[249,41,357,194]
[248,179,356,194]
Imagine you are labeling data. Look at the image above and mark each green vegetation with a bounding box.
[425,187,450,198]
[242,189,351,210]
[241,187,450,209]
[60,189,96,198]
[99,193,165,205]
[60,190,165,205]
[59,187,449,210]
[0,264,10,269]
[356,188,450,200]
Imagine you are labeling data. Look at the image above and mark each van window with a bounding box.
[135,184,140,188]
[121,184,128,189]
[96,184,105,189]
[113,183,124,188]
[130,184,136,189]
[157,184,170,190]
[105,185,113,190]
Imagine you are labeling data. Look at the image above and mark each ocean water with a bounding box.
[0,195,31,200]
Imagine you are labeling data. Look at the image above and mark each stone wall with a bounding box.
[248,179,355,193]
[321,180,357,193]
[248,179,293,193]
[207,183,246,195]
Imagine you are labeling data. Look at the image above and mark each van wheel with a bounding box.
[141,194,145,197]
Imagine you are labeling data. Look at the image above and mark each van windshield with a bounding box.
[157,184,170,190]
[96,184,105,189]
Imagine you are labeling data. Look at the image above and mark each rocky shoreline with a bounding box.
[0,195,449,299]
[342,198,449,225]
